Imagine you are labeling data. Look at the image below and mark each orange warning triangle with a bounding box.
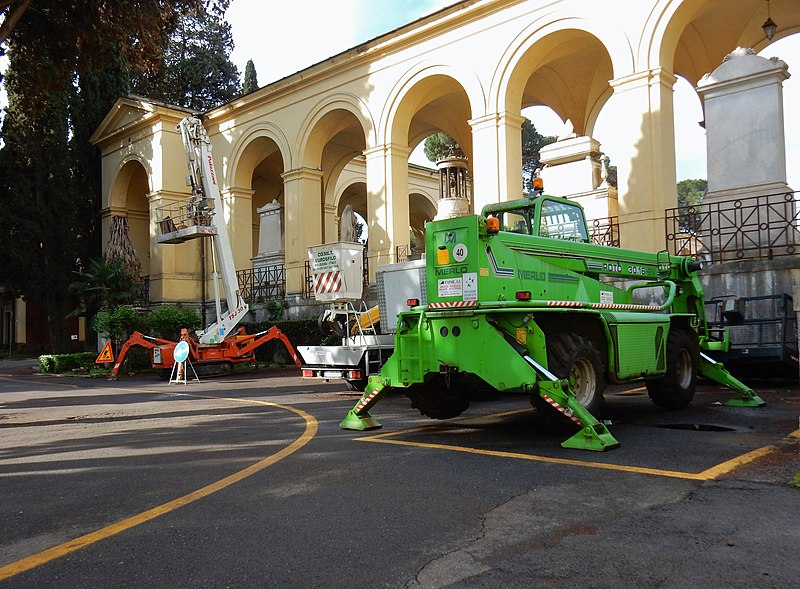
[96,341,114,363]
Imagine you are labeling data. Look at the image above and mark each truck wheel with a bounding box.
[546,332,605,415]
[406,374,470,420]
[346,377,369,392]
[646,328,698,409]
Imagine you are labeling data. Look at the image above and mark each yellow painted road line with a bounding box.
[357,421,798,482]
[0,376,81,389]
[358,436,710,480]
[0,395,318,582]
[614,386,647,395]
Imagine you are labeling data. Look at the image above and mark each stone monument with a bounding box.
[538,131,617,222]
[339,203,358,242]
[696,48,794,260]
[252,199,285,269]
[697,47,792,200]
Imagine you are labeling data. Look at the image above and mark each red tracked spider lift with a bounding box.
[110,117,301,379]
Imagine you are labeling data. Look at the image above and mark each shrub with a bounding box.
[147,305,202,340]
[94,305,147,344]
[38,352,98,374]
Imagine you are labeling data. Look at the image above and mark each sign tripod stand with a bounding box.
[169,340,199,384]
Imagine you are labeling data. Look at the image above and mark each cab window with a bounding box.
[538,200,589,242]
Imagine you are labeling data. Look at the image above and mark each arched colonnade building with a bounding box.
[91,0,800,311]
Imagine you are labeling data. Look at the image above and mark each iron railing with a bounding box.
[589,216,620,247]
[141,275,151,304]
[303,260,313,299]
[665,191,800,262]
[236,264,286,303]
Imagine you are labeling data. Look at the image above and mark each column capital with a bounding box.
[282,167,324,182]
[610,68,677,92]
[146,189,189,203]
[221,186,255,202]
[363,143,412,159]
[469,111,525,130]
[101,206,128,218]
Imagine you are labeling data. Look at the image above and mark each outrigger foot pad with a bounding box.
[339,410,382,431]
[561,423,620,452]
[725,392,766,408]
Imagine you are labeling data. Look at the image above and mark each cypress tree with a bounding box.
[243,59,259,94]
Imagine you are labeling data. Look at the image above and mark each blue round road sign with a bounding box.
[173,340,190,363]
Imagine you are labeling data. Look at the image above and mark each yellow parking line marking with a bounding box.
[357,419,797,482]
[0,395,318,582]
[0,376,81,389]
[615,386,647,395]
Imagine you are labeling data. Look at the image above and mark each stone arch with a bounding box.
[383,61,484,155]
[109,157,151,274]
[229,123,291,189]
[295,98,372,243]
[493,14,625,137]
[229,128,288,259]
[646,0,800,87]
[296,94,374,166]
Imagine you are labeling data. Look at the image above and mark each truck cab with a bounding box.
[484,194,591,243]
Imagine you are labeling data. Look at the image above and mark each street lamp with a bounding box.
[762,0,777,41]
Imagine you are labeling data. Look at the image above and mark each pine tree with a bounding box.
[131,10,241,111]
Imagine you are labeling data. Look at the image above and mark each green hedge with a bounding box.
[39,352,98,374]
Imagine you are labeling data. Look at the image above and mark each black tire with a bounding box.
[406,373,470,419]
[545,332,606,416]
[346,377,369,392]
[646,327,698,409]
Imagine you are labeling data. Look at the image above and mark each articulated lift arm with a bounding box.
[178,117,249,344]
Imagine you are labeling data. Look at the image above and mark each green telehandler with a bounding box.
[341,191,764,450]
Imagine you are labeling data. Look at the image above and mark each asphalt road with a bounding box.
[1,359,798,588]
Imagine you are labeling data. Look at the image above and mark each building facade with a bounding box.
[83,0,800,324]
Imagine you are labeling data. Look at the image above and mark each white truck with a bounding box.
[298,246,425,390]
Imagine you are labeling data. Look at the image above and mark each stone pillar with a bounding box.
[147,189,204,303]
[607,68,678,251]
[220,187,254,273]
[324,203,338,243]
[469,112,524,212]
[697,48,791,199]
[282,167,323,294]
[364,144,410,278]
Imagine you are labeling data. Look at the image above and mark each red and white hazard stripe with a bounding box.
[542,394,583,425]
[429,300,477,309]
[589,302,661,310]
[355,390,380,413]
[546,300,659,311]
[314,271,342,294]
